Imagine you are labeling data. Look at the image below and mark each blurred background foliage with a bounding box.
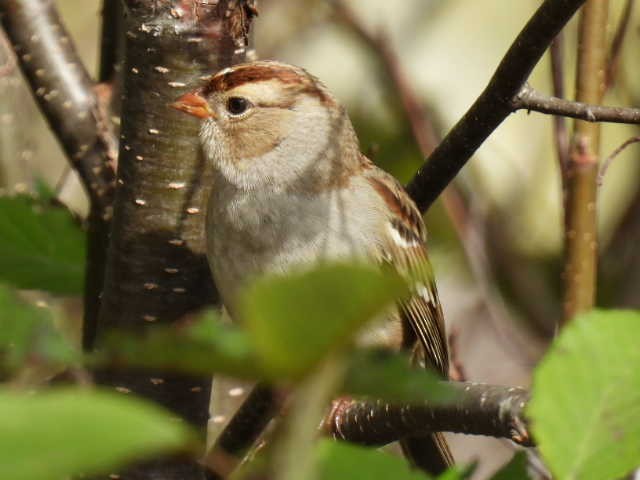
[1,0,640,478]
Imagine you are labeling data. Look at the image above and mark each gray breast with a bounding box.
[206,181,380,310]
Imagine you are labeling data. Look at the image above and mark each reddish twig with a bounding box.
[605,0,635,89]
[447,328,466,382]
[550,34,570,171]
[331,0,438,155]
[597,136,640,186]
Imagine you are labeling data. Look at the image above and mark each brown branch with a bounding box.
[204,384,281,480]
[0,0,116,215]
[99,0,124,83]
[0,0,120,354]
[511,83,640,124]
[324,382,532,447]
[550,34,570,172]
[331,0,438,156]
[605,0,635,90]
[562,1,608,324]
[405,0,587,213]
[597,136,640,185]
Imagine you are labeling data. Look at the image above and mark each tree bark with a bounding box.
[94,1,256,479]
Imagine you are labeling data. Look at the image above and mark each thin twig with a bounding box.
[597,136,640,185]
[549,32,569,172]
[406,0,587,213]
[550,34,571,172]
[511,83,640,124]
[332,0,438,155]
[605,0,635,89]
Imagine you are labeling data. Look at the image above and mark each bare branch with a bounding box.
[0,0,116,216]
[562,1,609,324]
[550,34,570,175]
[332,0,438,155]
[605,0,635,89]
[324,382,532,447]
[99,0,124,83]
[512,83,640,124]
[598,136,640,185]
[204,385,281,480]
[406,0,587,213]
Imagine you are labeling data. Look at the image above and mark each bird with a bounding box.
[172,60,453,475]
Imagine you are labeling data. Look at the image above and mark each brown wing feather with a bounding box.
[364,159,454,474]
[366,169,449,375]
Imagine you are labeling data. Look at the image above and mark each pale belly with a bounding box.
[206,184,403,349]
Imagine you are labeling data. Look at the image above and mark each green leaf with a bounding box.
[0,284,78,371]
[0,387,194,480]
[315,440,431,480]
[99,310,263,379]
[240,262,408,379]
[343,350,456,403]
[489,452,529,480]
[315,440,467,480]
[529,310,640,480]
[0,195,85,294]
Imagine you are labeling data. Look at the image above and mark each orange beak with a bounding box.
[170,91,216,119]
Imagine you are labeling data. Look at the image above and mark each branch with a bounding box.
[324,382,532,447]
[331,1,438,155]
[511,83,640,124]
[562,1,608,324]
[0,0,116,215]
[1,0,119,353]
[98,0,124,83]
[204,384,281,480]
[550,33,571,179]
[605,0,635,89]
[405,0,587,213]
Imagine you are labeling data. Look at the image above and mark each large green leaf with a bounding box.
[0,387,194,480]
[99,310,262,379]
[343,350,456,403]
[0,195,85,294]
[240,262,408,379]
[0,284,78,371]
[529,310,640,480]
[315,440,466,480]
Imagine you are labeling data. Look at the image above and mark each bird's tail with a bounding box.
[400,432,454,476]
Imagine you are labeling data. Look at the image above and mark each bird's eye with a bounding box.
[226,96,251,116]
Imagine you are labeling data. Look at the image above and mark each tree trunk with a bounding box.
[94,2,256,478]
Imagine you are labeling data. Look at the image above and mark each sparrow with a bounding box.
[172,60,453,474]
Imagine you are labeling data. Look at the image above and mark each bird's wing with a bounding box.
[364,166,449,375]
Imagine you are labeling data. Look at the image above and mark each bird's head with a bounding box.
[172,60,358,190]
